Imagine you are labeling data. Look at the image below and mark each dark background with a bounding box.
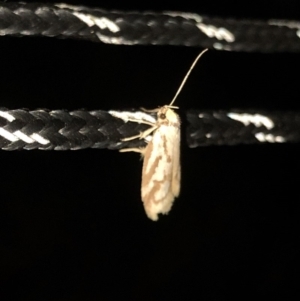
[0,1,299,300]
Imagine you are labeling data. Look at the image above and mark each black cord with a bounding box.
[1,3,300,150]
[187,110,300,147]
[1,108,300,150]
[0,108,150,150]
[1,2,300,52]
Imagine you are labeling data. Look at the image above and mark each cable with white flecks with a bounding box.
[1,108,300,150]
[1,2,300,52]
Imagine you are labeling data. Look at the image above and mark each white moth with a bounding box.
[113,49,208,221]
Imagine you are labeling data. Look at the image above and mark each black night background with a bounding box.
[0,1,299,300]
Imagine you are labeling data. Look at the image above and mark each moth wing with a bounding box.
[171,126,181,197]
[141,125,180,221]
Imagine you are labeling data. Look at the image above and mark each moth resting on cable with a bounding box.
[110,49,208,221]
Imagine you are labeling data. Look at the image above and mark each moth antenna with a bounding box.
[169,48,208,106]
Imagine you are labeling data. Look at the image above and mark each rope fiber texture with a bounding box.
[1,108,300,150]
[1,2,300,52]
[187,110,300,147]
[0,108,150,150]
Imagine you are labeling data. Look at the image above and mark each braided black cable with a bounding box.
[1,108,300,150]
[0,2,96,41]
[1,2,300,52]
[0,108,150,150]
[187,110,300,147]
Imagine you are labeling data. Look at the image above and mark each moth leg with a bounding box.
[141,106,178,112]
[122,125,158,142]
[140,107,160,113]
[121,133,142,142]
[124,117,155,126]
[119,147,145,154]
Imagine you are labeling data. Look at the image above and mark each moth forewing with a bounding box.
[171,125,181,198]
[141,107,181,221]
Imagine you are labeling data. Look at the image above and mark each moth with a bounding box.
[111,49,208,221]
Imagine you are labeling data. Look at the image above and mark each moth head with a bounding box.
[157,106,179,123]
